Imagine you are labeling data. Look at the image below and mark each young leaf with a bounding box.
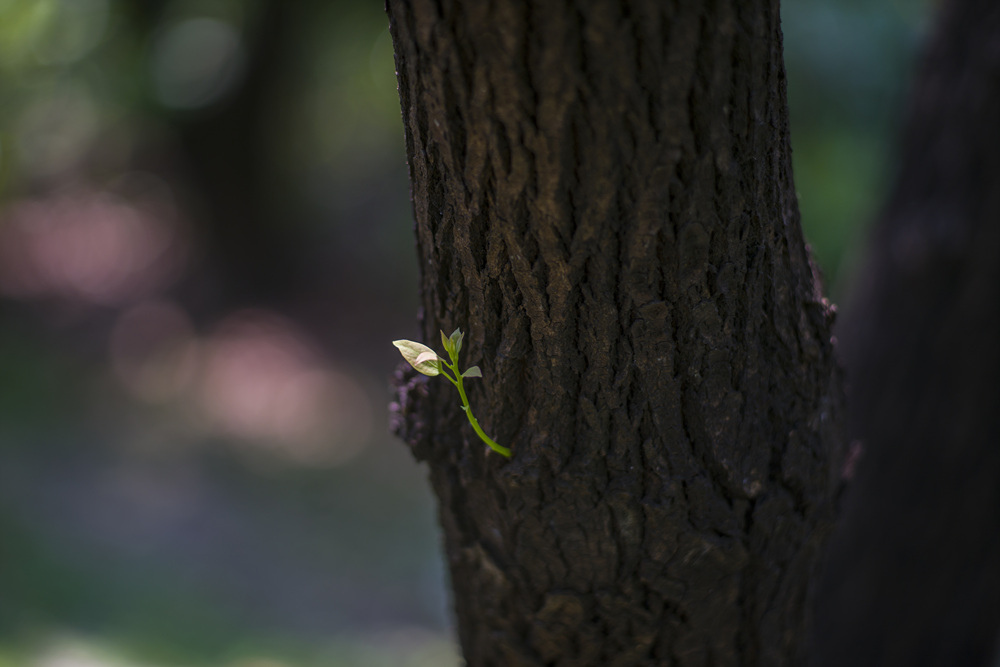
[449,328,464,355]
[462,366,482,378]
[414,351,442,371]
[441,330,453,356]
[393,340,442,376]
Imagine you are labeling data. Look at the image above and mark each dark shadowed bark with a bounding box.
[387,1,844,664]
[813,0,1000,664]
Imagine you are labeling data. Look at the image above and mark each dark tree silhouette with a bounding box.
[131,0,305,302]
[387,1,844,665]
[813,0,1000,664]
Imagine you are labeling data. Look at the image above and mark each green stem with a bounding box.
[443,361,511,458]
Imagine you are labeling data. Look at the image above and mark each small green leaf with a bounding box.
[393,339,442,376]
[462,366,482,378]
[449,328,464,355]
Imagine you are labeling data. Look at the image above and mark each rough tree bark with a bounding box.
[387,1,844,664]
[813,0,1000,664]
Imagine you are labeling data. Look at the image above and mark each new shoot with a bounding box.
[393,329,510,458]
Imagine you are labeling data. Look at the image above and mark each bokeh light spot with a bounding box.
[151,17,245,109]
[32,0,109,65]
[0,185,185,305]
[15,81,99,177]
[197,311,372,466]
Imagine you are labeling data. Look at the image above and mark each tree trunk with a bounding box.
[813,0,1000,664]
[387,1,844,664]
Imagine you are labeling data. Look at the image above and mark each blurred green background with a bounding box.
[0,1,929,665]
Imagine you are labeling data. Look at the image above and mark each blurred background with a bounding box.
[0,1,929,665]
